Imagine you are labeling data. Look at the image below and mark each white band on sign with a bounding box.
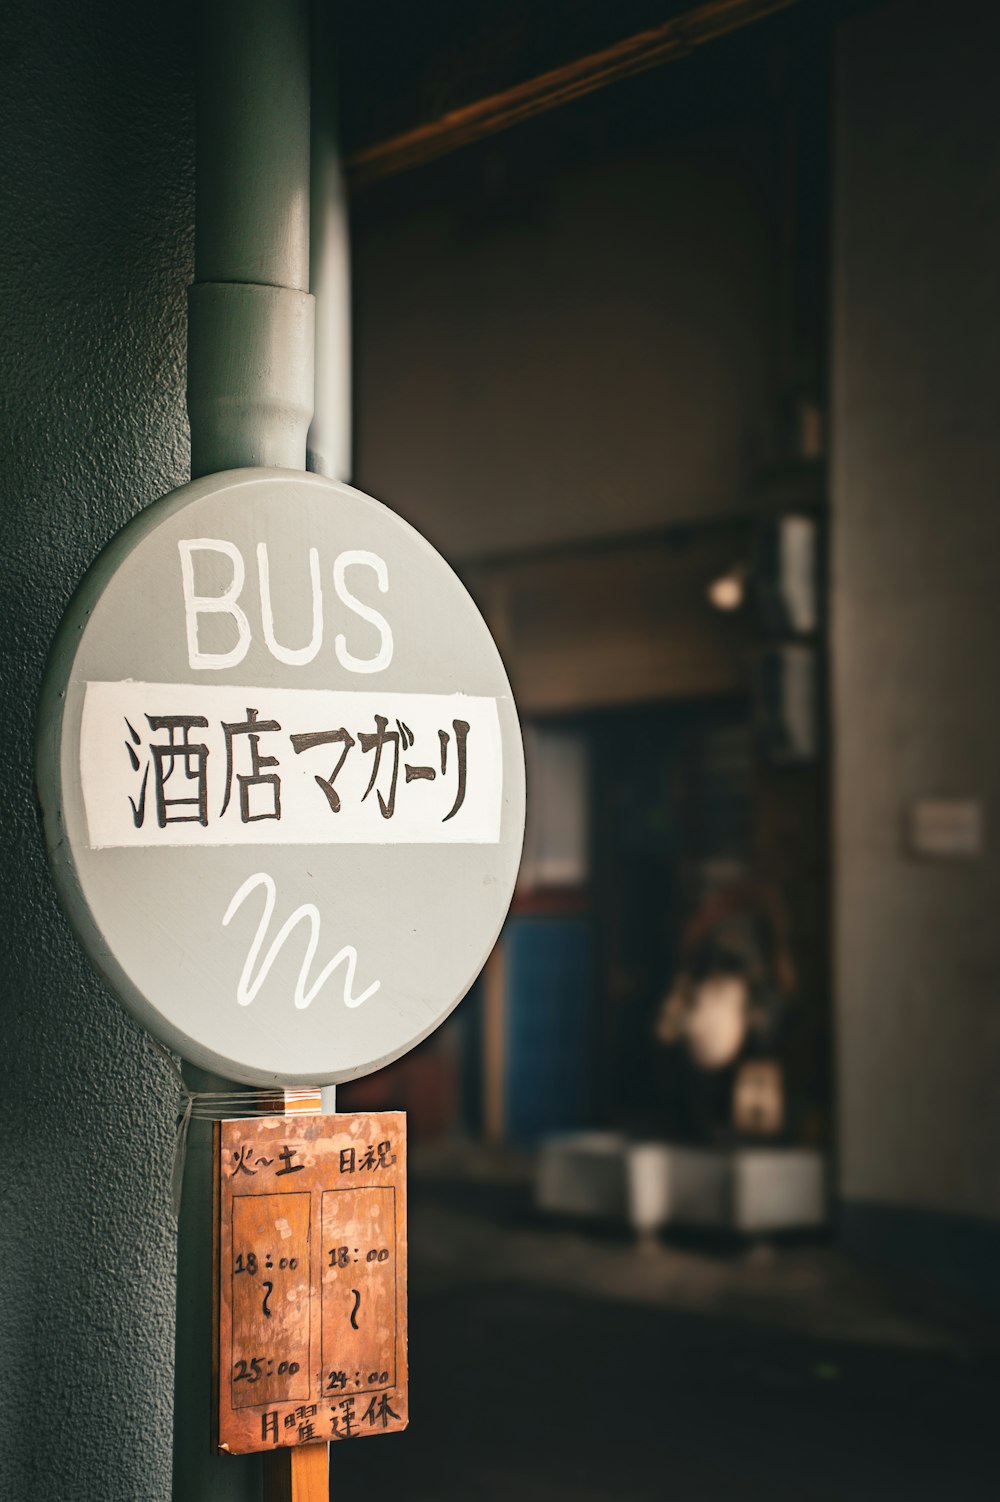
[81,683,503,848]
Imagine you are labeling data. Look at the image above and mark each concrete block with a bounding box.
[732,1148,826,1232]
[537,1135,827,1234]
[649,1145,827,1232]
[535,1131,629,1219]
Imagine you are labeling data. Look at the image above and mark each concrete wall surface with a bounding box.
[0,3,193,1498]
[832,0,1000,1230]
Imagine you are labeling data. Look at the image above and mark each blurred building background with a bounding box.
[338,0,1000,1307]
[2,0,999,1498]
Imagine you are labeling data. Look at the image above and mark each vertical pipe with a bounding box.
[307,1,352,483]
[195,0,310,290]
[176,6,313,1497]
[187,0,315,477]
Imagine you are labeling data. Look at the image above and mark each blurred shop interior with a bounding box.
[341,1,833,1238]
[332,0,1000,1309]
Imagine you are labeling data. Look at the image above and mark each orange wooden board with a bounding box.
[215,1112,407,1455]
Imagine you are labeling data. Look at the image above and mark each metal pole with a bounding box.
[176,5,314,1497]
[307,0,352,483]
[187,0,315,478]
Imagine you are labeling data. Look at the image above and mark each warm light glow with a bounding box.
[686,973,750,1069]
[707,567,746,612]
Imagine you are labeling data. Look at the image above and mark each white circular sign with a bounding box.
[37,470,525,1085]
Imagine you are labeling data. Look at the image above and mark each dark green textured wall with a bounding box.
[0,4,194,1497]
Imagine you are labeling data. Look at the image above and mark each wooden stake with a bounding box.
[262,1442,329,1502]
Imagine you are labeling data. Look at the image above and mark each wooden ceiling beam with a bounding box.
[346,0,799,187]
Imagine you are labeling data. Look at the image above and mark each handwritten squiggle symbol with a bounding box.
[222,871,381,1010]
[350,1289,361,1330]
[262,1281,273,1319]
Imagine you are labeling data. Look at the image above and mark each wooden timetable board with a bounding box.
[215,1111,407,1456]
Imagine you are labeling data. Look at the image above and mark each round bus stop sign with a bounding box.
[37,470,525,1085]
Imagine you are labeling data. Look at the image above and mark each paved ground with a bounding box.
[329,1147,999,1501]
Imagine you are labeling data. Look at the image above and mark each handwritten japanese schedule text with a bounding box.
[216,1113,407,1455]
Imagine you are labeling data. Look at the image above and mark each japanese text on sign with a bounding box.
[80,684,503,848]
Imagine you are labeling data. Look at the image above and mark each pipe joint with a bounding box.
[187,281,315,477]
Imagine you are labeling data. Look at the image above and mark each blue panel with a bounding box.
[503,916,591,1143]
